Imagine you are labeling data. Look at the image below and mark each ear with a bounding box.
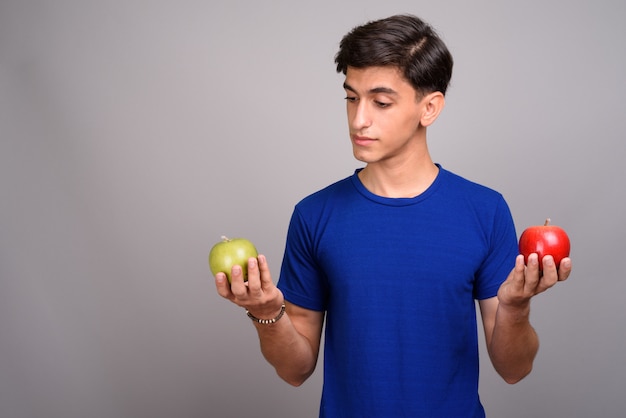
[419,92,445,127]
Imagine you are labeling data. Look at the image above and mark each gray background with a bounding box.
[1,0,624,417]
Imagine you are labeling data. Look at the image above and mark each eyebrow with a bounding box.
[343,82,398,95]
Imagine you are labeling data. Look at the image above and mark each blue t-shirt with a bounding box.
[277,166,518,417]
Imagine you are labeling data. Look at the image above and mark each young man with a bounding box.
[215,14,571,417]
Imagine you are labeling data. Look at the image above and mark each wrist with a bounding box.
[246,303,286,325]
[497,301,531,323]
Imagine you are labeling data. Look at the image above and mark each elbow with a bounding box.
[279,372,311,387]
[277,367,316,387]
[284,377,307,387]
[500,366,533,385]
[502,375,524,385]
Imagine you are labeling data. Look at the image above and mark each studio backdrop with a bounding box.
[1,1,625,417]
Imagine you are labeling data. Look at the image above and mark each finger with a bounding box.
[229,265,248,298]
[214,272,234,300]
[538,255,558,292]
[508,254,526,291]
[497,255,530,307]
[558,257,572,282]
[523,253,541,293]
[246,257,263,297]
[257,254,275,290]
[505,255,526,292]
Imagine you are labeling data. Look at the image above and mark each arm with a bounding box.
[479,253,572,384]
[215,254,324,386]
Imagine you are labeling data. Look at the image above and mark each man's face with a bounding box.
[343,66,426,165]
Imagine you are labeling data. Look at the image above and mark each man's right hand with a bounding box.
[214,254,284,320]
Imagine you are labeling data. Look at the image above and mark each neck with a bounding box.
[358,151,438,198]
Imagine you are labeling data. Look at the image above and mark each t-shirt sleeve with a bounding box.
[277,206,328,311]
[473,196,519,300]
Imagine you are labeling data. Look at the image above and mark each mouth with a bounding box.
[352,135,376,146]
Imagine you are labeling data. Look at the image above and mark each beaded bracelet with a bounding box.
[246,304,286,324]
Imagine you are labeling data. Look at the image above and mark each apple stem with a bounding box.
[544,218,551,226]
[220,235,231,242]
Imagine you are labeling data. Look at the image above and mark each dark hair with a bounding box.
[334,14,453,96]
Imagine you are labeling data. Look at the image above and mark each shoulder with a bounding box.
[438,166,506,202]
[439,167,500,194]
[436,167,514,231]
[295,173,357,211]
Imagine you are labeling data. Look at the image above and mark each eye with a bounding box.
[375,100,391,108]
[344,96,358,103]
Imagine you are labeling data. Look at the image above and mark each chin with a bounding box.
[353,154,370,164]
[352,149,373,163]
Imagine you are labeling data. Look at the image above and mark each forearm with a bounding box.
[488,302,539,384]
[250,307,322,386]
[214,255,322,386]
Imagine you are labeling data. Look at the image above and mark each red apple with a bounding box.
[519,218,570,270]
[209,236,258,282]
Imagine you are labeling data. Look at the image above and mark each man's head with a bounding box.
[335,14,453,97]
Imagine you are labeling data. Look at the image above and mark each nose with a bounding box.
[350,101,372,131]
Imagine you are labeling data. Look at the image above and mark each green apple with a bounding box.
[209,236,258,282]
